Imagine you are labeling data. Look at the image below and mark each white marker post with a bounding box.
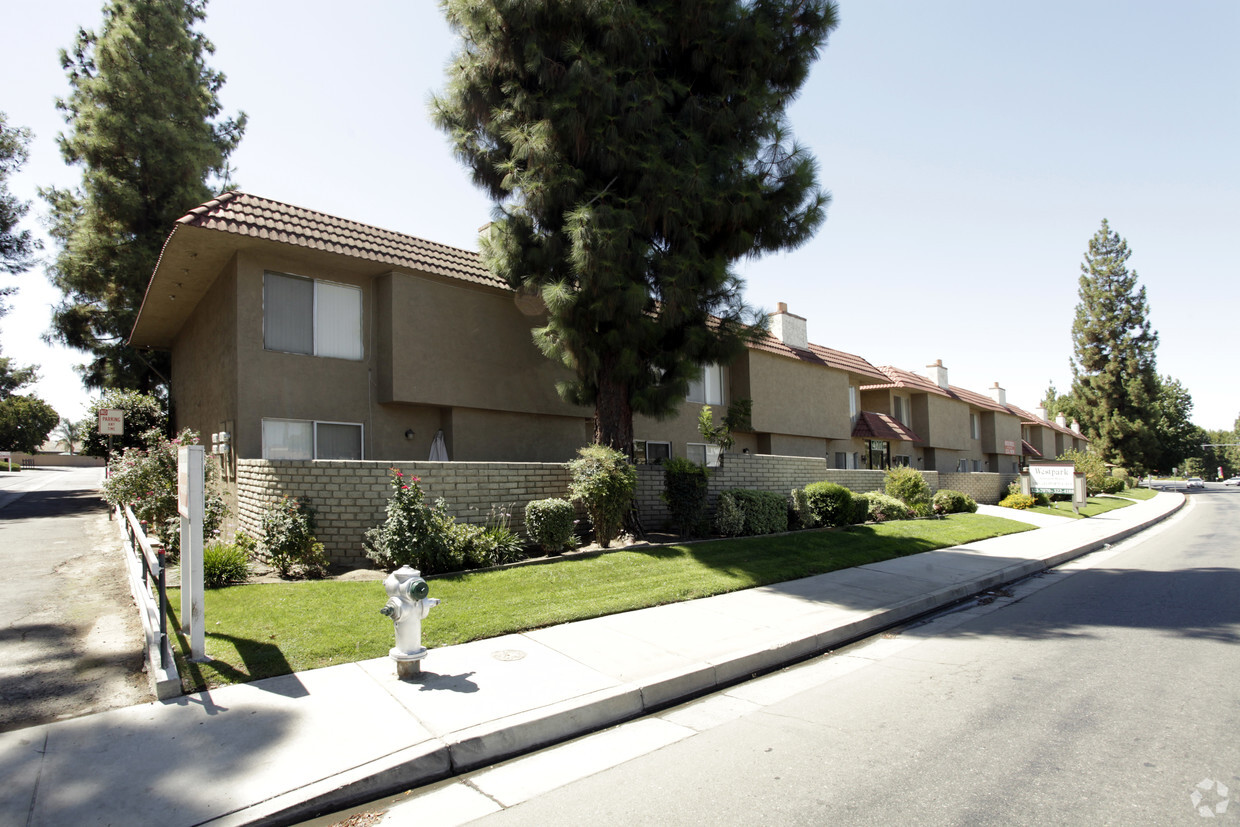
[178,444,206,661]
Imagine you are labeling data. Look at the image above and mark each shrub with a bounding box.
[789,487,820,530]
[884,466,931,509]
[998,493,1037,510]
[856,492,913,522]
[202,542,251,588]
[1058,449,1108,495]
[261,496,328,578]
[364,470,458,573]
[101,427,226,560]
[715,489,787,536]
[524,498,577,555]
[803,481,856,527]
[662,457,709,538]
[1099,476,1126,495]
[932,489,978,515]
[713,491,746,537]
[567,444,637,548]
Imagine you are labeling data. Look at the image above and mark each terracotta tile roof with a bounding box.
[1005,403,1082,438]
[852,411,923,444]
[863,366,952,398]
[1022,439,1042,458]
[175,191,505,289]
[947,383,1010,414]
[747,332,888,382]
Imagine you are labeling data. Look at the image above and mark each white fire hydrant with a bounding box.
[379,566,440,679]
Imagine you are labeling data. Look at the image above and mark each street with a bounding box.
[0,467,150,732]
[351,485,1239,825]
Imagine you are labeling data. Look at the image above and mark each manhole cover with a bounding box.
[492,649,527,662]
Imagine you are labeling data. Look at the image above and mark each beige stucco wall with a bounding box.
[170,254,239,448]
[913,394,969,451]
[743,351,851,439]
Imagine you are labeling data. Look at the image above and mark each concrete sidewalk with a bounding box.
[0,493,1183,827]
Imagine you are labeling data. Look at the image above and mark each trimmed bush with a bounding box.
[856,492,913,522]
[524,498,577,554]
[884,466,931,509]
[713,492,746,537]
[789,487,819,530]
[803,481,857,527]
[932,489,978,515]
[1099,476,1126,495]
[662,456,709,538]
[998,493,1037,510]
[568,444,637,548]
[716,489,788,536]
[203,542,251,588]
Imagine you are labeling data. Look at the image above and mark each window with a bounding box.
[893,455,911,468]
[972,459,981,472]
[957,459,968,472]
[264,272,363,360]
[970,413,980,440]
[643,441,671,464]
[262,418,363,460]
[686,442,722,468]
[834,451,848,470]
[687,364,723,406]
[848,386,858,422]
[893,396,906,425]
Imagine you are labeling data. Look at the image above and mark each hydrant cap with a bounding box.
[405,578,429,601]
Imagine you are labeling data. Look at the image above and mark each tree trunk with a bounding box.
[593,357,634,455]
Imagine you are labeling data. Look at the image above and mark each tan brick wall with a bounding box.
[234,456,1016,567]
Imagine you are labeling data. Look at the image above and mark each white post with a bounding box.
[178,445,206,661]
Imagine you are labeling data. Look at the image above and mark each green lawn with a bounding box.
[1024,495,1136,519]
[168,512,1033,692]
[1112,487,1157,501]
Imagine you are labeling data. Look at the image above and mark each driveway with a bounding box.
[0,467,151,732]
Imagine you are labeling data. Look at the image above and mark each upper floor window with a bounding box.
[849,386,858,422]
[264,272,363,360]
[687,363,723,406]
[970,413,980,439]
[893,395,907,425]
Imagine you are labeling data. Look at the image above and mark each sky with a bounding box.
[1,1,1237,430]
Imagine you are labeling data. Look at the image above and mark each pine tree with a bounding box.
[43,0,245,394]
[433,1,837,451]
[0,113,38,279]
[1069,219,1160,472]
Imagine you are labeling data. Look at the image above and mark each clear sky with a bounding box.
[2,1,1237,430]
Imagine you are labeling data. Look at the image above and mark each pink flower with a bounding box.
[412,476,421,483]
[401,485,409,490]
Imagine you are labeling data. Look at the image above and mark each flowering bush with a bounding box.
[101,428,226,559]
[856,492,913,522]
[261,496,328,578]
[364,470,460,573]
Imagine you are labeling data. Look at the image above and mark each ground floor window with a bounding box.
[262,418,363,460]
[893,455,911,468]
[686,442,722,468]
[635,440,671,465]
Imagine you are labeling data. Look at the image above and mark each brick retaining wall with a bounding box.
[235,456,1018,567]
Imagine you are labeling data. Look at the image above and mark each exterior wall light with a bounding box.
[405,429,415,440]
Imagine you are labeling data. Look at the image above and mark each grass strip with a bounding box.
[1024,496,1135,520]
[168,513,1031,692]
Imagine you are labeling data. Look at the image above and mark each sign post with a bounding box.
[98,408,124,474]
[178,445,206,661]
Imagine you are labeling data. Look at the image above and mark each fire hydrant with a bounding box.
[379,566,440,679]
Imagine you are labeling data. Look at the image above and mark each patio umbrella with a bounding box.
[428,429,449,461]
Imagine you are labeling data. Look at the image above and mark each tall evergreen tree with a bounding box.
[43,0,245,394]
[1150,375,1197,472]
[1069,219,1160,472]
[433,1,837,451]
[0,113,38,280]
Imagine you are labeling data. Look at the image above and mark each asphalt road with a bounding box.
[0,467,150,732]
[356,485,1239,826]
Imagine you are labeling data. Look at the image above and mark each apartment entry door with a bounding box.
[867,439,890,470]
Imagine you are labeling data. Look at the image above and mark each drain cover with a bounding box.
[492,649,527,662]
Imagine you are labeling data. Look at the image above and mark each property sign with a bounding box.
[1003,440,1018,455]
[1027,461,1075,495]
[98,408,124,435]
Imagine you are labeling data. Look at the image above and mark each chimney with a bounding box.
[927,359,949,390]
[1056,413,1067,428]
[1071,420,1081,434]
[769,302,808,350]
[1035,405,1048,421]
[988,382,1007,406]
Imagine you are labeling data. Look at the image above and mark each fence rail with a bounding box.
[122,505,170,670]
